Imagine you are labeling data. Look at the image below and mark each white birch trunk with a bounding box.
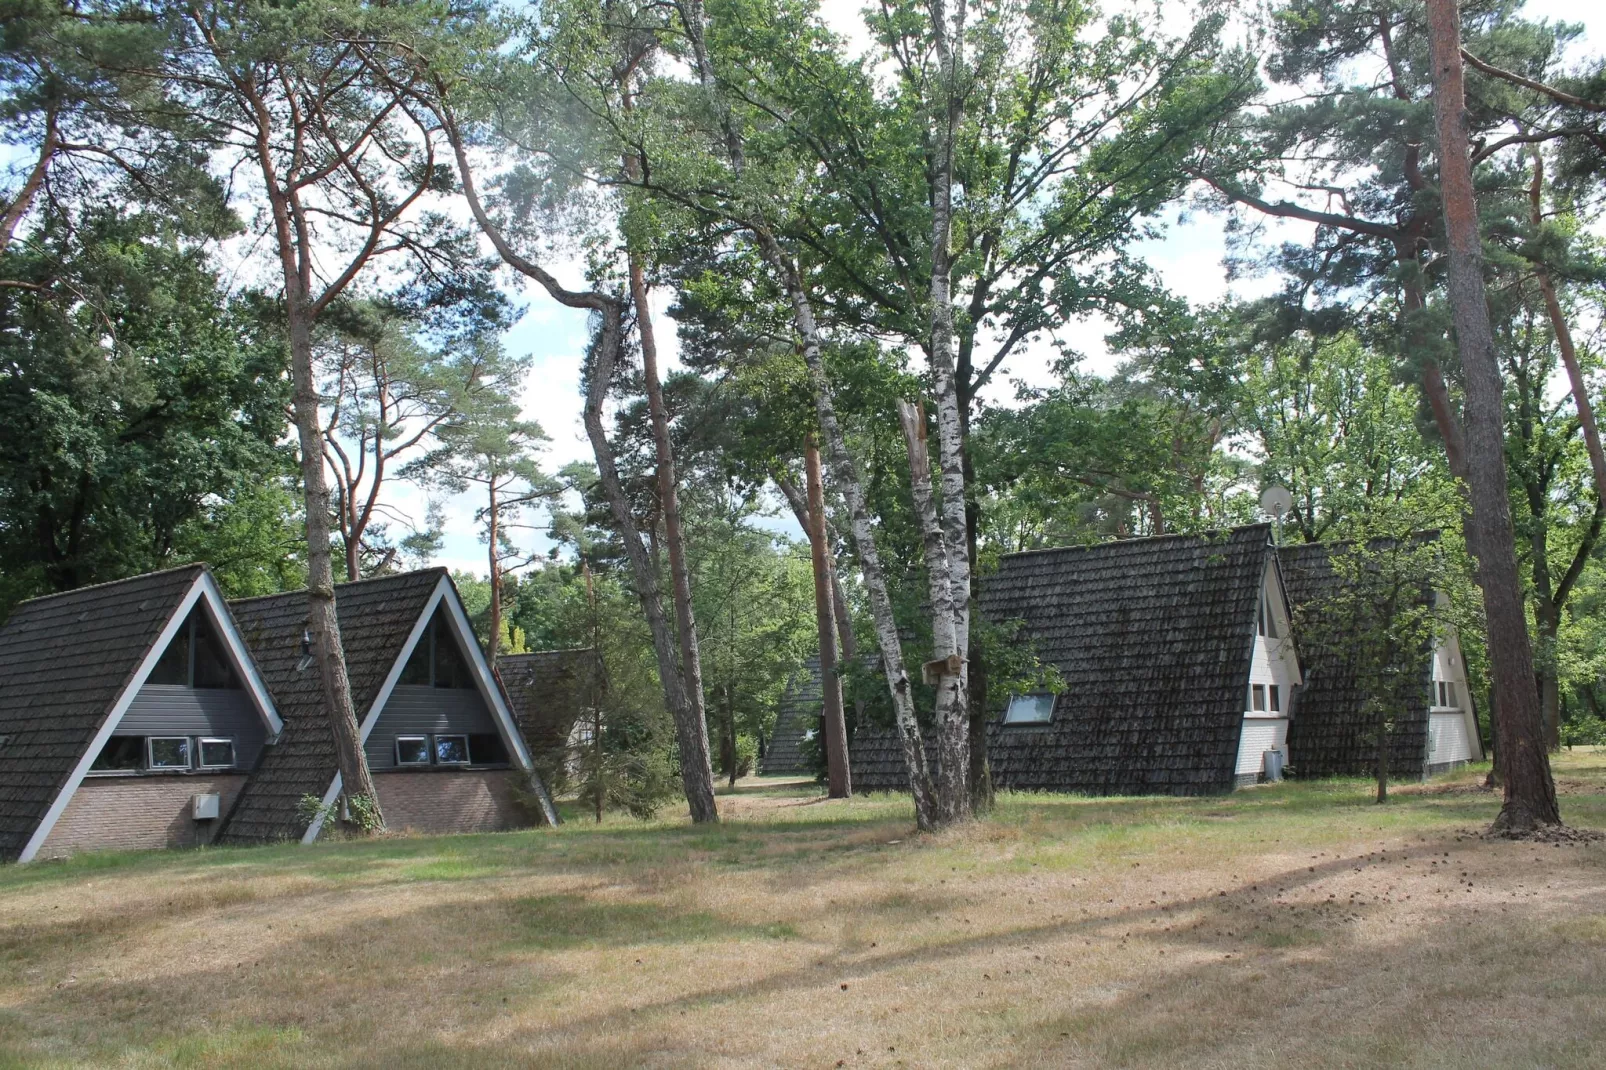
[924,0,973,823]
[757,234,940,829]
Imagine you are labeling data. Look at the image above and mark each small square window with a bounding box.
[396,736,431,766]
[91,736,144,772]
[468,733,508,765]
[148,736,191,770]
[1251,684,1266,712]
[197,738,235,769]
[1269,685,1281,713]
[434,734,469,764]
[1003,693,1055,724]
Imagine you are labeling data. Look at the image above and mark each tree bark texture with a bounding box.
[488,477,502,666]
[581,304,720,823]
[257,157,382,831]
[806,436,851,798]
[923,0,974,826]
[1425,0,1560,831]
[775,469,858,664]
[630,258,718,799]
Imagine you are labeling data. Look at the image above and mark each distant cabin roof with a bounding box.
[0,565,208,860]
[1279,539,1436,778]
[761,653,824,776]
[853,524,1277,796]
[219,569,447,845]
[498,647,601,767]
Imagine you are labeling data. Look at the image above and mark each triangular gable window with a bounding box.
[147,608,240,689]
[399,607,475,690]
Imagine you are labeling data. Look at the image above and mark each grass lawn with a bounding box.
[3,755,1606,1068]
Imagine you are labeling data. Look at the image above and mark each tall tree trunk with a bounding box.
[581,305,719,823]
[1535,600,1561,748]
[756,234,940,830]
[1374,699,1389,804]
[488,475,501,666]
[897,398,967,824]
[0,100,57,251]
[439,113,717,824]
[1426,0,1560,832]
[630,259,718,802]
[775,468,857,665]
[924,0,973,826]
[262,181,382,832]
[285,303,382,829]
[725,681,739,788]
[960,407,993,814]
[807,436,851,798]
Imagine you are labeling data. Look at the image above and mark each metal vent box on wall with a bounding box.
[191,793,220,821]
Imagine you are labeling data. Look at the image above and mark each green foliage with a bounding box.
[1241,325,1460,543]
[0,208,295,611]
[1291,528,1454,799]
[1560,716,1606,748]
[296,791,384,835]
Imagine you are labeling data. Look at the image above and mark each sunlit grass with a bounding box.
[2,753,1604,1067]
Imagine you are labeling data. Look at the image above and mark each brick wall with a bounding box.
[373,769,529,835]
[38,774,249,858]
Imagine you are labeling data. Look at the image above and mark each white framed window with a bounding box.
[1269,684,1281,713]
[197,738,236,769]
[1003,693,1055,725]
[395,736,431,766]
[433,734,470,764]
[147,736,191,770]
[1251,684,1267,712]
[1435,680,1458,709]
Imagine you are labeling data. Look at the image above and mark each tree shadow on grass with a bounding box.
[4,802,1605,1067]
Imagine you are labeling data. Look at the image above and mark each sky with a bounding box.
[374,0,1606,576]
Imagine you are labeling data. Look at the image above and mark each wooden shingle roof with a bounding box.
[1279,541,1433,778]
[0,566,206,860]
[852,525,1276,796]
[498,648,601,770]
[761,654,822,776]
[219,569,445,844]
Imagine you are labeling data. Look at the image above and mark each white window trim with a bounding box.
[1002,693,1055,725]
[147,735,193,771]
[19,572,282,862]
[302,574,544,843]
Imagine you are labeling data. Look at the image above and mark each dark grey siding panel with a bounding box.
[118,685,269,768]
[366,686,497,769]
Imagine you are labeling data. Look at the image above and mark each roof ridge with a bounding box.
[999,523,1272,562]
[13,563,207,607]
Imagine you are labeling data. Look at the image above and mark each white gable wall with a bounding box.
[302,575,553,843]
[1236,561,1302,780]
[18,572,281,862]
[1427,617,1483,771]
